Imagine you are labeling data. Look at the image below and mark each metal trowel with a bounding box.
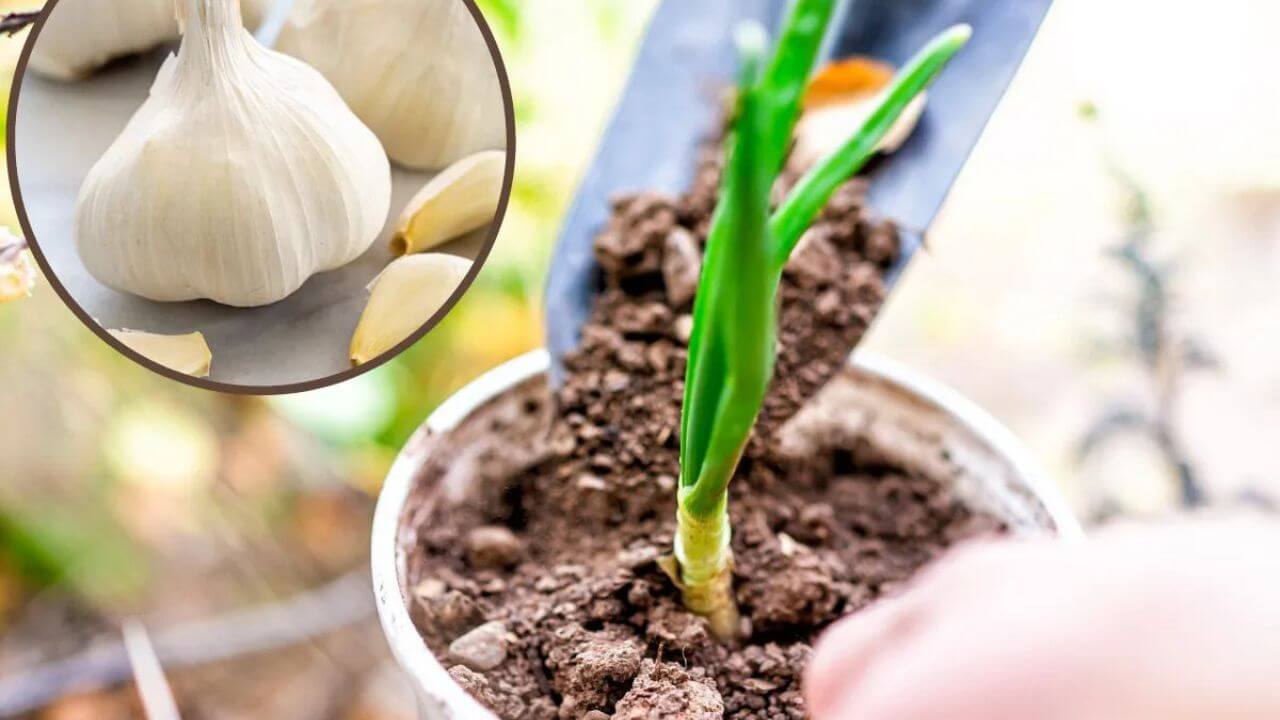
[544,0,1055,381]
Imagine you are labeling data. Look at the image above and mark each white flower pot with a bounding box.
[371,349,1081,718]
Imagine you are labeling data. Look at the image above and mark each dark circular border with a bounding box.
[6,0,518,396]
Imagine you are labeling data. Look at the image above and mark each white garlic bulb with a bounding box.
[31,0,270,80]
[276,0,506,170]
[76,0,392,308]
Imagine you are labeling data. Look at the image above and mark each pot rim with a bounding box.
[371,349,1082,717]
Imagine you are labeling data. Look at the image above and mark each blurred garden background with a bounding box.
[1,0,1279,717]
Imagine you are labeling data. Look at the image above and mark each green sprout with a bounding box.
[670,1,972,640]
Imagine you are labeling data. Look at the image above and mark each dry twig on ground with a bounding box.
[0,570,375,717]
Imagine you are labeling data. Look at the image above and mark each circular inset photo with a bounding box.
[7,0,515,393]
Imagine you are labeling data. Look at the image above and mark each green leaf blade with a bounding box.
[758,0,839,176]
[679,22,776,513]
[770,23,973,267]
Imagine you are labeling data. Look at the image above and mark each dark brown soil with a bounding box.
[400,149,1004,718]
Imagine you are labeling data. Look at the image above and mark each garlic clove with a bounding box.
[803,57,897,109]
[793,56,928,168]
[350,254,473,366]
[795,94,927,166]
[109,329,213,378]
[31,0,272,81]
[392,150,506,257]
[276,0,506,170]
[75,0,391,308]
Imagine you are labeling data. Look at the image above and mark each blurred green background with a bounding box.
[2,0,1280,716]
[0,2,658,716]
[0,0,653,603]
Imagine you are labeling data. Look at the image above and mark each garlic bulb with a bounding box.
[76,0,392,308]
[31,0,270,80]
[393,150,505,256]
[276,0,506,170]
[350,253,472,365]
[109,329,213,377]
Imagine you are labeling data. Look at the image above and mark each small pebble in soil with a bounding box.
[662,226,702,308]
[615,302,673,336]
[419,590,482,634]
[448,665,527,719]
[863,220,899,265]
[466,525,523,570]
[786,229,843,288]
[674,314,693,344]
[815,289,843,320]
[617,545,660,569]
[449,621,510,671]
[412,578,447,600]
[778,532,802,557]
[603,370,631,392]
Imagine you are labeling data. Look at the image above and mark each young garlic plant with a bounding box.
[672,0,972,640]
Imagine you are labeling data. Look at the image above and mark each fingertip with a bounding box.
[804,625,849,717]
[804,598,911,719]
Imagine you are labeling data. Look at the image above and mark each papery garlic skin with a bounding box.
[277,0,506,170]
[350,253,472,365]
[76,0,392,308]
[30,0,270,80]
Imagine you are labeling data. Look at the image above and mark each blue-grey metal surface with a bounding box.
[838,0,1054,284]
[545,0,1054,379]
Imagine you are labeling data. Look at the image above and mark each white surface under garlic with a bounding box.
[75,0,392,308]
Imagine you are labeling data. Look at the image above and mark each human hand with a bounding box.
[804,517,1280,719]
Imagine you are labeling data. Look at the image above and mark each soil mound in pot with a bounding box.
[400,150,1006,718]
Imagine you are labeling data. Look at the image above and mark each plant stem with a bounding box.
[676,24,772,640]
[758,0,839,176]
[674,20,971,642]
[674,496,739,640]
